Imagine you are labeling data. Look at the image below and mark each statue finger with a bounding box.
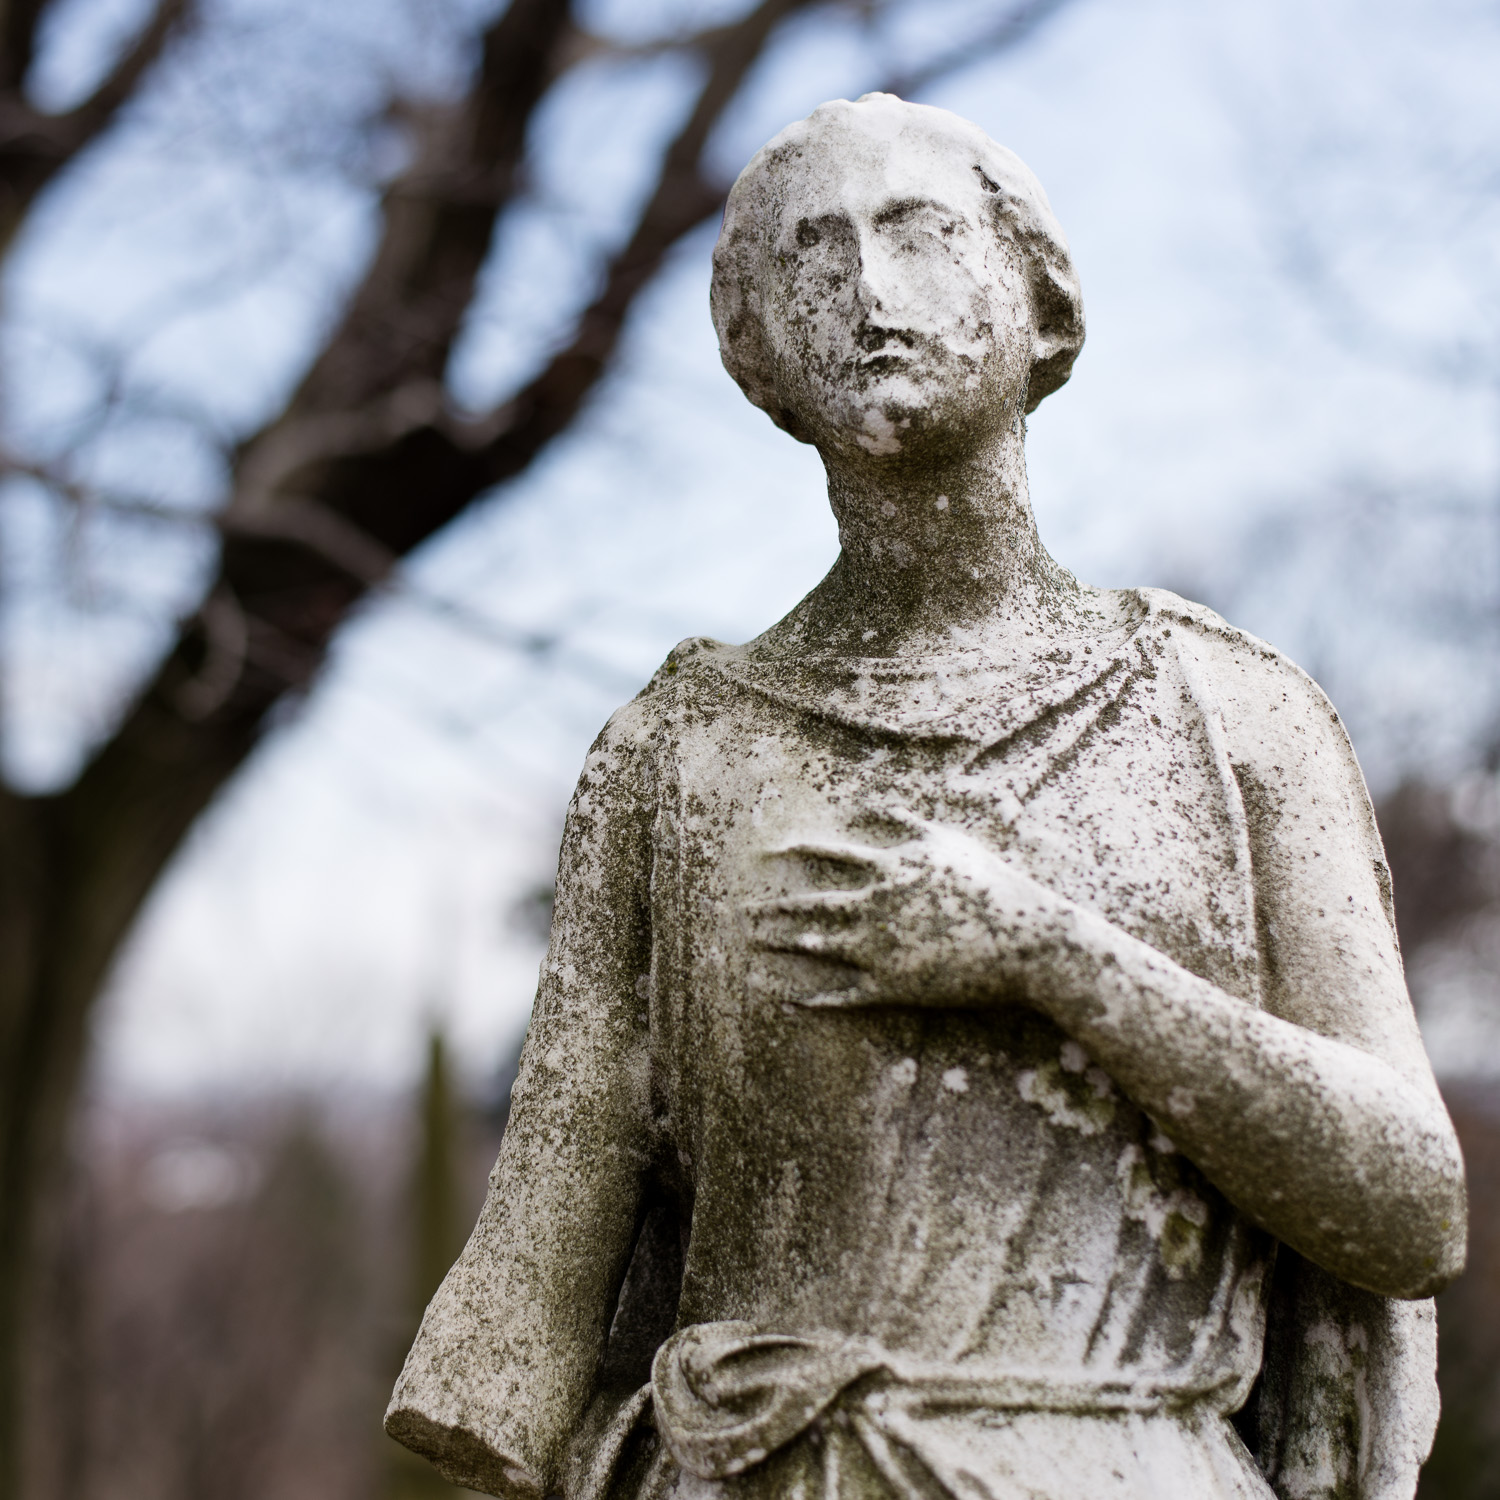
[745,918,873,966]
[761,837,892,873]
[740,903,848,952]
[787,928,875,964]
[794,977,885,1009]
[742,890,866,921]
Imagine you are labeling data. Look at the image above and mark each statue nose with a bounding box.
[854,234,906,317]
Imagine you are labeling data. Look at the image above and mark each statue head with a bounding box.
[711,94,1084,464]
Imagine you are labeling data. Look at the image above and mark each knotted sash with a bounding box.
[650,1321,1242,1482]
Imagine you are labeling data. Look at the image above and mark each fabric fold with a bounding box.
[650,1320,1246,1483]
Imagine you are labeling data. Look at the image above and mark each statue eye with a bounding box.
[795,219,821,248]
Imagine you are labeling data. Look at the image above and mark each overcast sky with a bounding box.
[5,0,1494,1096]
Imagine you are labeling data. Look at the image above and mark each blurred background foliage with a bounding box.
[0,0,1496,1494]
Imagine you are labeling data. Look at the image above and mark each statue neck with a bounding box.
[789,424,1080,655]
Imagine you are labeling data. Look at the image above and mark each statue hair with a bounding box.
[709,93,1086,439]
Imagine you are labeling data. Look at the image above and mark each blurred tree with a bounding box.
[0,0,1077,1487]
[73,1112,369,1500]
[1377,775,1500,1496]
[413,1029,466,1316]
[1378,778,1500,956]
[1418,1085,1500,1500]
[387,1028,471,1499]
[0,0,193,250]
[1254,3,1500,778]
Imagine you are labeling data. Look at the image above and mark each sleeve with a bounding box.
[1196,619,1447,1499]
[385,698,658,1498]
[1194,610,1436,1094]
[1252,1250,1439,1500]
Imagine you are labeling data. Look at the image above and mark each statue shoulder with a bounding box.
[1128,585,1285,670]
[587,635,741,766]
[1129,582,1385,847]
[1127,586,1344,739]
[1128,587,1394,934]
[641,634,741,690]
[630,634,750,712]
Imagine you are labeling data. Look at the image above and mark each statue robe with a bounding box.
[387,589,1438,1500]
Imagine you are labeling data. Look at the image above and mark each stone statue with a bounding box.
[386,95,1467,1500]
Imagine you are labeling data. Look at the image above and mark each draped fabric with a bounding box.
[651,1320,1254,1479]
[389,589,1438,1500]
[572,1322,1275,1500]
[577,594,1276,1499]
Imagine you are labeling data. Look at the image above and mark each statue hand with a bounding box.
[743,811,1065,1008]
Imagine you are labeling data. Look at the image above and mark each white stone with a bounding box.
[387,94,1463,1500]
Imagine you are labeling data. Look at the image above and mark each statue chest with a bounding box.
[649,641,1260,1014]
[635,656,1270,1371]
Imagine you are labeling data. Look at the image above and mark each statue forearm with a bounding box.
[1024,900,1467,1299]
[748,814,1465,1295]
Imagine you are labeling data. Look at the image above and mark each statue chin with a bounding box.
[782,363,1016,463]
[785,393,977,465]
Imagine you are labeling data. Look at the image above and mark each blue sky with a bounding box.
[3,0,1493,1093]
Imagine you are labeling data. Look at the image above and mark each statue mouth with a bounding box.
[853,338,936,375]
[856,322,919,359]
[856,351,915,377]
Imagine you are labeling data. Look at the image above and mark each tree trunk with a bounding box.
[0,3,1069,1486]
[0,1,813,1482]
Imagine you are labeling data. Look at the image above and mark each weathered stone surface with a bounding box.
[386,94,1465,1500]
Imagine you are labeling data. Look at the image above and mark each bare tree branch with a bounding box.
[60,0,191,143]
[0,2,1084,1485]
[882,0,1075,99]
[0,0,195,249]
[469,0,807,482]
[283,0,574,422]
[0,0,47,92]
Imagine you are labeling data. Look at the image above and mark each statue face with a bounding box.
[759,131,1034,463]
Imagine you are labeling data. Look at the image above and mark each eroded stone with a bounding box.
[387,94,1463,1500]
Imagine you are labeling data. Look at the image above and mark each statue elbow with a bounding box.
[1365,1173,1468,1300]
[1399,1196,1468,1299]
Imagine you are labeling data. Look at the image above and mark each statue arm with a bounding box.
[1025,649,1465,1300]
[385,702,657,1498]
[746,645,1464,1299]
